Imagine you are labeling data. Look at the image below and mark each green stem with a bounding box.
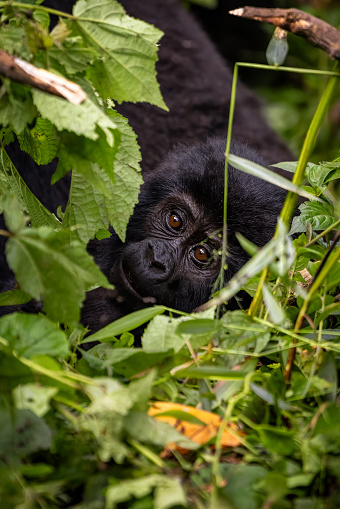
[219,63,239,294]
[0,1,74,18]
[237,62,340,77]
[280,61,340,227]
[295,243,340,331]
[249,61,340,317]
[129,439,167,468]
[284,240,340,381]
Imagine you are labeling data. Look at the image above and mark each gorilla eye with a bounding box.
[194,246,209,262]
[168,213,182,230]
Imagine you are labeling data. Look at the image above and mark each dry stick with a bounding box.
[0,49,87,105]
[229,7,340,61]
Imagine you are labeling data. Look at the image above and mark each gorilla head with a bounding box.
[82,138,286,333]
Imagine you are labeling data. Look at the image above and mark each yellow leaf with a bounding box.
[148,401,243,453]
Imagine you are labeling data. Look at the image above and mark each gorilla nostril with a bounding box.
[147,241,171,274]
[151,259,166,271]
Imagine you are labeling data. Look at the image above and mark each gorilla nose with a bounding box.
[147,240,174,279]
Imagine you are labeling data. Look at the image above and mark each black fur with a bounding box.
[82,139,286,333]
[0,0,291,332]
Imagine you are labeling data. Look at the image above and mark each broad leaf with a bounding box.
[0,313,68,359]
[13,383,58,417]
[17,117,58,165]
[73,0,167,108]
[0,288,31,306]
[32,90,117,145]
[142,315,187,353]
[5,226,111,324]
[63,110,142,242]
[0,83,37,133]
[0,148,60,229]
[0,408,52,460]
[289,200,335,235]
[48,36,98,74]
[54,127,120,192]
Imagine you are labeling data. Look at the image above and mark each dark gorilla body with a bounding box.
[0,0,292,333]
[82,140,286,333]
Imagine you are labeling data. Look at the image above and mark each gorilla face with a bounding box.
[83,138,286,334]
[112,191,223,312]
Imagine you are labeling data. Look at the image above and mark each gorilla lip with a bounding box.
[121,260,145,301]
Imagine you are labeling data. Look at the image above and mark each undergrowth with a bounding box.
[0,1,339,508]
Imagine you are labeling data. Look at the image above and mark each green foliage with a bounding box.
[0,1,340,508]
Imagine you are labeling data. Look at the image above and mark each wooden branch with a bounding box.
[229,7,340,60]
[0,49,87,104]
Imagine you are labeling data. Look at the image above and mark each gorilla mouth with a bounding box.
[121,261,145,301]
[121,261,157,305]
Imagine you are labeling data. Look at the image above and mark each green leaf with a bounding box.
[33,10,50,30]
[153,476,187,509]
[0,83,37,133]
[17,117,58,165]
[211,220,295,306]
[142,315,186,353]
[48,36,98,74]
[235,232,259,256]
[266,28,289,67]
[0,288,31,307]
[250,383,296,411]
[0,25,30,59]
[0,313,68,358]
[289,200,335,235]
[73,0,167,108]
[271,161,315,174]
[228,154,320,201]
[128,370,155,410]
[62,110,142,242]
[32,90,117,145]
[173,365,245,381]
[55,129,120,193]
[0,408,52,459]
[13,383,58,417]
[82,344,171,377]
[257,425,297,456]
[306,162,340,189]
[106,474,186,508]
[0,147,60,229]
[1,192,26,233]
[125,411,198,450]
[82,306,166,343]
[5,227,111,324]
[262,283,286,325]
[296,244,326,261]
[176,318,220,335]
[220,464,267,509]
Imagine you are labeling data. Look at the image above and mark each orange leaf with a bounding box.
[148,401,243,453]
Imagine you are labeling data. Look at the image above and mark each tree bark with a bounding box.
[0,49,87,104]
[230,7,340,60]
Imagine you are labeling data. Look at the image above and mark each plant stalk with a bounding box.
[249,61,340,318]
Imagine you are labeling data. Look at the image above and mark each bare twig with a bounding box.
[230,7,340,60]
[0,49,87,104]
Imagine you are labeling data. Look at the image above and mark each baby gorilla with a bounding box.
[82,138,286,334]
